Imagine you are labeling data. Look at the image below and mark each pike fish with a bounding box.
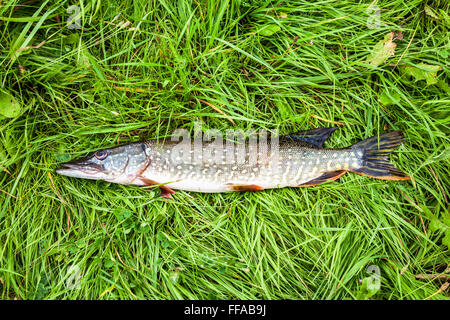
[56,128,410,198]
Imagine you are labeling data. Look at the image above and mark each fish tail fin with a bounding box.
[350,131,410,181]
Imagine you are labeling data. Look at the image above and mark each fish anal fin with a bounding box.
[352,170,410,181]
[139,177,176,198]
[282,127,339,148]
[298,170,347,187]
[227,184,264,192]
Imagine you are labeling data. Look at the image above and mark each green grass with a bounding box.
[0,0,449,300]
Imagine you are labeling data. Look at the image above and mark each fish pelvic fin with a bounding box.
[350,131,410,181]
[227,184,264,192]
[298,170,347,187]
[139,177,176,198]
[282,127,339,148]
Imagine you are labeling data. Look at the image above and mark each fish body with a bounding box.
[56,128,409,197]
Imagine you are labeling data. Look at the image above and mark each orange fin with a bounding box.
[227,184,264,192]
[160,186,176,198]
[139,177,157,186]
[298,170,347,187]
[139,177,176,198]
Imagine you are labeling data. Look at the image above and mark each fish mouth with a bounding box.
[56,162,104,179]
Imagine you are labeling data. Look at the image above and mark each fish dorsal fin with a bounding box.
[281,127,339,148]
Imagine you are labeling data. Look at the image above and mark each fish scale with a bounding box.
[56,127,410,197]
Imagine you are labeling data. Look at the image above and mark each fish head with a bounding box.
[56,143,149,184]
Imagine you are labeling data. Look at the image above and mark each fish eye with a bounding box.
[94,150,109,160]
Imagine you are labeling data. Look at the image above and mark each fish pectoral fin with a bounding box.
[281,127,339,148]
[298,170,347,187]
[138,177,176,198]
[226,184,264,192]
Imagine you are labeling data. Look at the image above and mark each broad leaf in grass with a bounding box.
[438,49,448,59]
[366,32,399,66]
[423,205,450,250]
[442,230,450,250]
[356,276,380,300]
[400,63,443,85]
[437,80,449,93]
[379,90,401,106]
[424,6,440,20]
[257,24,281,37]
[113,209,132,221]
[0,91,21,119]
